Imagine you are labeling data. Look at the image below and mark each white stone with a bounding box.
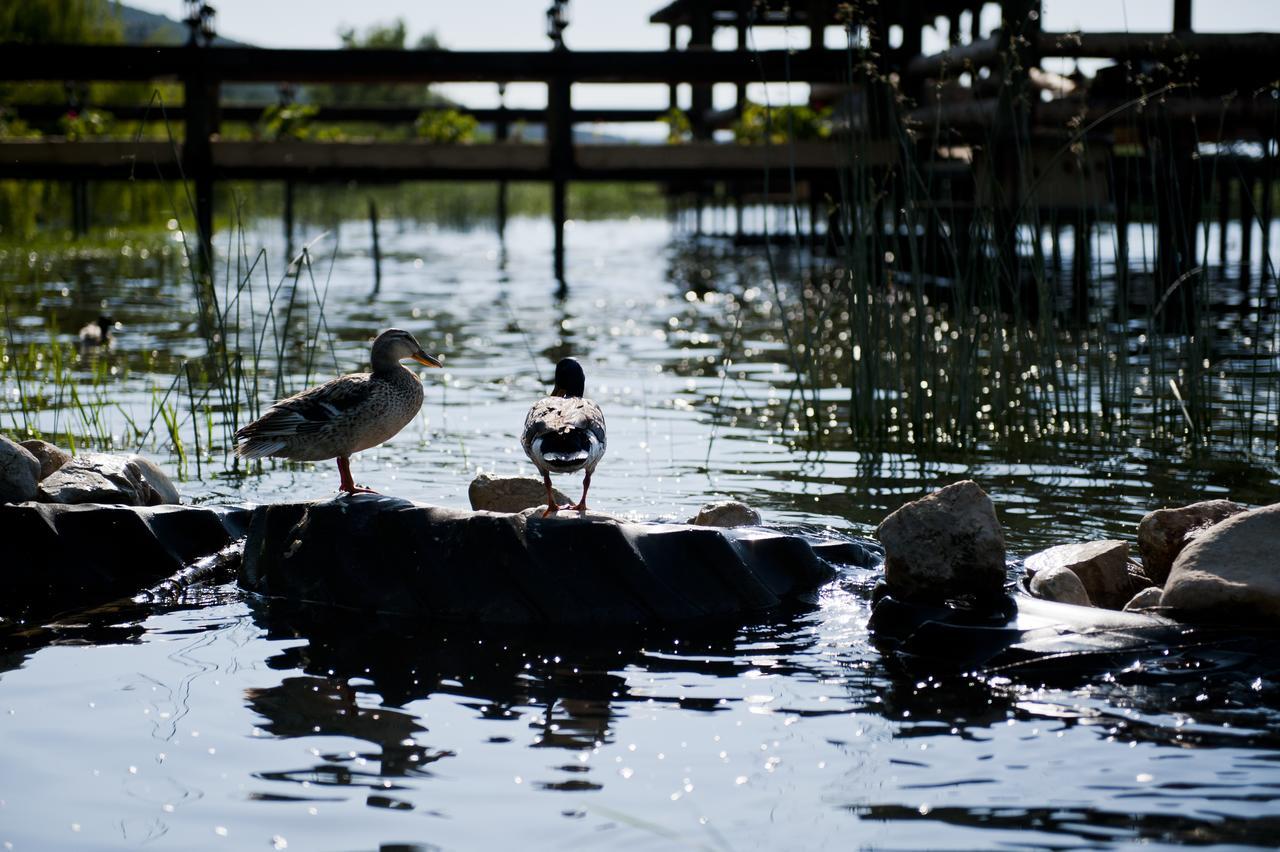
[1029,563,1092,606]
[468,473,569,514]
[689,501,762,528]
[1161,503,1280,619]
[1138,499,1249,586]
[0,435,40,504]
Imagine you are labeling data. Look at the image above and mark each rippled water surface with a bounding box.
[2,214,1279,849]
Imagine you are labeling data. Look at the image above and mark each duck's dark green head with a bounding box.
[552,357,586,398]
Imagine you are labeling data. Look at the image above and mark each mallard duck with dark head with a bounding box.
[522,357,607,516]
[235,328,443,494]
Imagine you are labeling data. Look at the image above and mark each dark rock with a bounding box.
[239,497,840,626]
[19,440,70,480]
[870,592,1198,679]
[688,500,762,528]
[1138,499,1248,586]
[468,473,569,513]
[0,502,248,620]
[875,480,1007,602]
[0,436,40,504]
[37,453,179,506]
[1161,503,1280,620]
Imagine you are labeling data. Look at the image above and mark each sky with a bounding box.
[120,0,1280,127]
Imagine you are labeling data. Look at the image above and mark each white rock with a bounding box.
[1029,563,1092,606]
[0,435,40,504]
[1161,503,1280,619]
[38,452,179,506]
[688,501,762,528]
[1138,499,1249,585]
[468,473,569,514]
[1024,540,1149,610]
[875,480,1007,601]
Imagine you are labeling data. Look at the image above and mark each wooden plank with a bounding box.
[0,44,858,84]
[0,139,884,182]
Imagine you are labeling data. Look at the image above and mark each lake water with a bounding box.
[2,213,1278,849]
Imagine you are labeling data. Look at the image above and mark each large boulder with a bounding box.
[875,480,1007,601]
[688,500,762,528]
[468,473,569,513]
[37,453,179,506]
[0,502,249,620]
[1024,540,1150,610]
[1028,563,1092,606]
[0,436,40,504]
[1137,499,1248,586]
[19,439,70,480]
[1161,503,1280,620]
[240,496,849,626]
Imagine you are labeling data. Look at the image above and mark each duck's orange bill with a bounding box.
[413,351,444,368]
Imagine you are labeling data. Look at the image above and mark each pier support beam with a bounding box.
[547,70,573,283]
[182,46,218,279]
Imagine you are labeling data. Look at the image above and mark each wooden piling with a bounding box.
[547,57,573,281]
[1261,156,1274,282]
[283,180,294,260]
[369,198,382,295]
[1239,175,1254,288]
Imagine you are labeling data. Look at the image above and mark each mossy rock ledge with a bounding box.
[239,496,872,626]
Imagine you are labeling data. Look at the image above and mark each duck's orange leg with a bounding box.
[337,456,378,495]
[572,471,592,513]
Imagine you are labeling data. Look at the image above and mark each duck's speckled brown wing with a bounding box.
[236,373,375,457]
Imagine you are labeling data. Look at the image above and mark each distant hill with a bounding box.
[113,3,250,47]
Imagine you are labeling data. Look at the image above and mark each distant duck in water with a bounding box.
[235,328,443,494]
[522,357,607,516]
[78,315,115,347]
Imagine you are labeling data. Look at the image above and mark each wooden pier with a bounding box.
[0,0,1276,299]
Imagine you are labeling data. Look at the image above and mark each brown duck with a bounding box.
[235,328,442,493]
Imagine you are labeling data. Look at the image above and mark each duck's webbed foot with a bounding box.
[336,456,378,495]
[571,472,593,513]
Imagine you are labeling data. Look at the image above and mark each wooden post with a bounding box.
[495,94,509,239]
[283,180,294,261]
[1217,174,1230,266]
[1173,0,1193,33]
[369,198,382,296]
[1114,167,1131,305]
[667,24,679,109]
[1073,215,1091,321]
[689,7,713,140]
[990,0,1038,293]
[1152,129,1202,328]
[182,45,218,278]
[1239,175,1254,288]
[548,72,573,282]
[807,0,825,53]
[1261,154,1274,282]
[736,1,749,115]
